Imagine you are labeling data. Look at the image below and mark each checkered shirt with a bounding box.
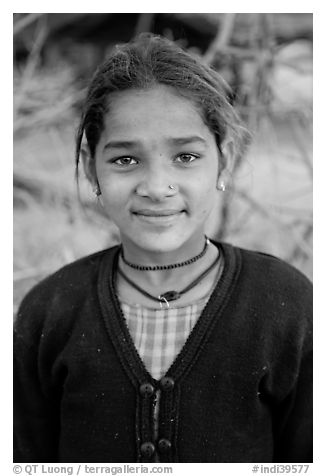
[119,253,224,380]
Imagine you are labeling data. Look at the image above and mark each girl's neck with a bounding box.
[121,236,210,271]
[120,234,208,269]
[119,239,218,294]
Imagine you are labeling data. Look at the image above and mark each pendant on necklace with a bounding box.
[158,290,181,302]
[158,291,181,310]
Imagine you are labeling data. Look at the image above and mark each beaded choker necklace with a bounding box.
[120,236,210,271]
[118,253,219,308]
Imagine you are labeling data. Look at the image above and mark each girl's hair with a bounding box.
[75,33,250,175]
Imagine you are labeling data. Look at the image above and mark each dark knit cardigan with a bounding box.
[13,242,313,463]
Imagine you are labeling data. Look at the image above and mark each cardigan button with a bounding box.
[140,442,156,458]
[158,438,171,453]
[160,376,175,391]
[139,382,155,396]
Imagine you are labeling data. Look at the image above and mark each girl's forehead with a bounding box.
[107,85,198,113]
[103,85,210,138]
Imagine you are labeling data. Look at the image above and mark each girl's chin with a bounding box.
[121,230,204,256]
[126,237,184,254]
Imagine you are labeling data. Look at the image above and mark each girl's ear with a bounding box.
[220,138,235,173]
[217,138,235,191]
[80,144,98,189]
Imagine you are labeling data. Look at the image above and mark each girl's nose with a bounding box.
[135,168,178,201]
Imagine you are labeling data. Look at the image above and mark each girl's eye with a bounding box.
[113,157,138,166]
[175,153,199,164]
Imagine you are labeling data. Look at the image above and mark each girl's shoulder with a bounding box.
[216,241,312,341]
[217,241,312,319]
[219,240,312,288]
[242,246,311,290]
[15,245,120,329]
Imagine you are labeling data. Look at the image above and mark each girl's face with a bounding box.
[88,85,223,258]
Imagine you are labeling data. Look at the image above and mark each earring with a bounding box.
[169,184,176,190]
[217,182,226,192]
[93,185,101,196]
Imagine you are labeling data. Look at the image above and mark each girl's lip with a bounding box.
[133,209,184,217]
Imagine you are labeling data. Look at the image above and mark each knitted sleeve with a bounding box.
[256,253,313,463]
[13,250,108,463]
[235,248,313,463]
[272,314,313,462]
[13,285,62,462]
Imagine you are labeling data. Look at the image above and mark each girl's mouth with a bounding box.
[132,209,185,224]
[133,209,183,217]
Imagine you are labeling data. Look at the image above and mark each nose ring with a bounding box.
[169,184,176,190]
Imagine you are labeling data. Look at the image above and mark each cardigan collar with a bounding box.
[97,240,241,387]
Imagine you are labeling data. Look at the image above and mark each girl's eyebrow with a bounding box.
[103,140,138,151]
[167,136,207,146]
[103,136,207,151]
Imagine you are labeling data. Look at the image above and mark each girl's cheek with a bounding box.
[194,176,217,199]
[100,176,123,197]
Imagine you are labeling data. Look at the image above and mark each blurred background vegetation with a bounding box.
[13,13,313,313]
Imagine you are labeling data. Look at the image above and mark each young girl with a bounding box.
[14,33,312,463]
